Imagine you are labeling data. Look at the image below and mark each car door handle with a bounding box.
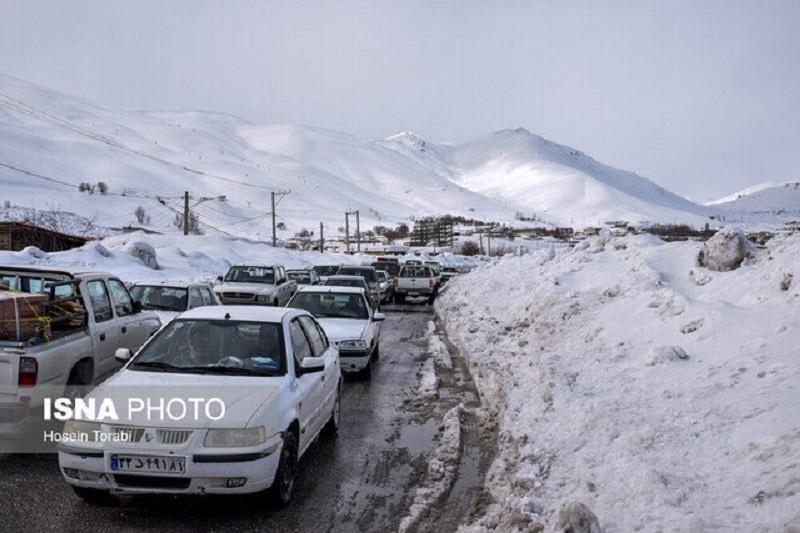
[121,326,127,334]
[320,375,325,382]
[99,333,106,341]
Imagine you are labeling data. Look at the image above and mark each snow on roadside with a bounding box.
[0,231,362,284]
[437,231,800,531]
[427,321,453,370]
[417,357,439,400]
[399,404,463,533]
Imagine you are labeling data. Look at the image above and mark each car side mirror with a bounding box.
[217,275,224,282]
[373,312,386,322]
[298,356,325,374]
[131,301,142,314]
[115,348,132,364]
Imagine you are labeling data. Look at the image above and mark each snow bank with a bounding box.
[437,233,800,531]
[0,231,361,284]
[398,404,463,532]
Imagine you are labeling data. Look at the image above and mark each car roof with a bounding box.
[178,305,304,322]
[326,275,366,281]
[338,265,376,271]
[297,285,365,295]
[0,265,110,279]
[132,280,205,288]
[287,268,313,272]
[229,264,279,268]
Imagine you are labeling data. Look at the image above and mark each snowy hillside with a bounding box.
[0,73,721,233]
[382,128,710,226]
[706,180,800,215]
[437,231,800,531]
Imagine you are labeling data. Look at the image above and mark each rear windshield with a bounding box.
[289,292,368,320]
[372,262,401,276]
[130,286,188,312]
[225,266,274,284]
[337,267,377,282]
[313,265,339,276]
[1,275,45,293]
[324,279,365,289]
[400,266,432,278]
[288,271,311,284]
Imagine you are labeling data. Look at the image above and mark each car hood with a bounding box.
[215,282,275,295]
[317,318,369,342]
[87,369,282,428]
[146,310,180,325]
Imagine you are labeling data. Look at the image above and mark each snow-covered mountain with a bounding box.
[0,72,718,235]
[706,180,800,214]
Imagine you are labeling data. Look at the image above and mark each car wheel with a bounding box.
[360,358,372,380]
[394,293,405,304]
[323,386,341,437]
[427,294,436,305]
[268,431,298,508]
[373,342,380,360]
[72,486,117,506]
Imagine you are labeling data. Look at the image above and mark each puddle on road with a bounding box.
[389,417,438,456]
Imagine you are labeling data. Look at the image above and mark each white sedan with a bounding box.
[287,286,384,377]
[57,306,341,507]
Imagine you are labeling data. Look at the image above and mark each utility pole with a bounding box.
[183,191,190,236]
[345,212,351,253]
[487,232,491,257]
[270,190,290,247]
[319,222,324,253]
[355,210,361,252]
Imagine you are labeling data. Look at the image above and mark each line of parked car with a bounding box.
[0,259,463,507]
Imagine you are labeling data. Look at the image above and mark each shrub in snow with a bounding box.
[697,227,754,272]
[126,241,159,269]
[780,273,793,291]
[555,501,603,533]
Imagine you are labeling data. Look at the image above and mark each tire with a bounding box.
[359,358,372,380]
[323,386,341,438]
[65,361,93,400]
[373,342,380,360]
[72,486,116,506]
[273,299,279,307]
[427,294,436,305]
[268,430,298,508]
[394,293,406,304]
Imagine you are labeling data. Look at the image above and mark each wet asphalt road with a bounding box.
[0,308,452,533]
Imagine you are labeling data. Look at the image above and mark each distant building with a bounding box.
[0,222,90,252]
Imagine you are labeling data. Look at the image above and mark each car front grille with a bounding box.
[157,429,193,446]
[222,292,254,299]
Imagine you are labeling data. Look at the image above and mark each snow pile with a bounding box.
[697,227,754,272]
[398,404,463,533]
[427,321,453,370]
[437,233,800,531]
[0,232,361,284]
[416,358,439,400]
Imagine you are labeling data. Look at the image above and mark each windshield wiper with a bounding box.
[182,366,268,376]
[143,303,179,311]
[130,361,183,372]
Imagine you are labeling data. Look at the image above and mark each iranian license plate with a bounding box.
[110,454,186,474]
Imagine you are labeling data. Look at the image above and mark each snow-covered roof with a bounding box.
[177,305,303,322]
[296,285,366,295]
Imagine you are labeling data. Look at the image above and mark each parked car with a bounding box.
[287,269,321,286]
[0,266,161,427]
[394,265,438,304]
[58,305,341,506]
[440,267,460,284]
[311,265,339,282]
[371,261,401,279]
[335,266,381,305]
[214,265,297,306]
[323,275,377,311]
[376,270,394,303]
[287,286,383,377]
[130,281,219,324]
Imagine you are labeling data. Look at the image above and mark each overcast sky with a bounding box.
[1,0,798,201]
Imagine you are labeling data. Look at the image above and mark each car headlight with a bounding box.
[63,420,102,443]
[338,339,367,350]
[204,427,266,447]
[256,294,270,302]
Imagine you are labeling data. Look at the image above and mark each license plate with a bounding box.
[110,454,186,474]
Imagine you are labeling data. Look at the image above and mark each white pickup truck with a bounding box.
[0,267,161,429]
[394,265,439,304]
[214,265,297,307]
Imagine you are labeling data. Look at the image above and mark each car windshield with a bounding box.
[313,265,339,276]
[224,266,274,284]
[377,272,388,282]
[130,285,188,312]
[400,266,431,278]
[131,319,285,376]
[289,292,369,320]
[325,279,365,289]
[337,266,377,282]
[288,271,311,284]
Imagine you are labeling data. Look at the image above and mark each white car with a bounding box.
[130,281,220,324]
[57,306,341,506]
[287,286,383,377]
